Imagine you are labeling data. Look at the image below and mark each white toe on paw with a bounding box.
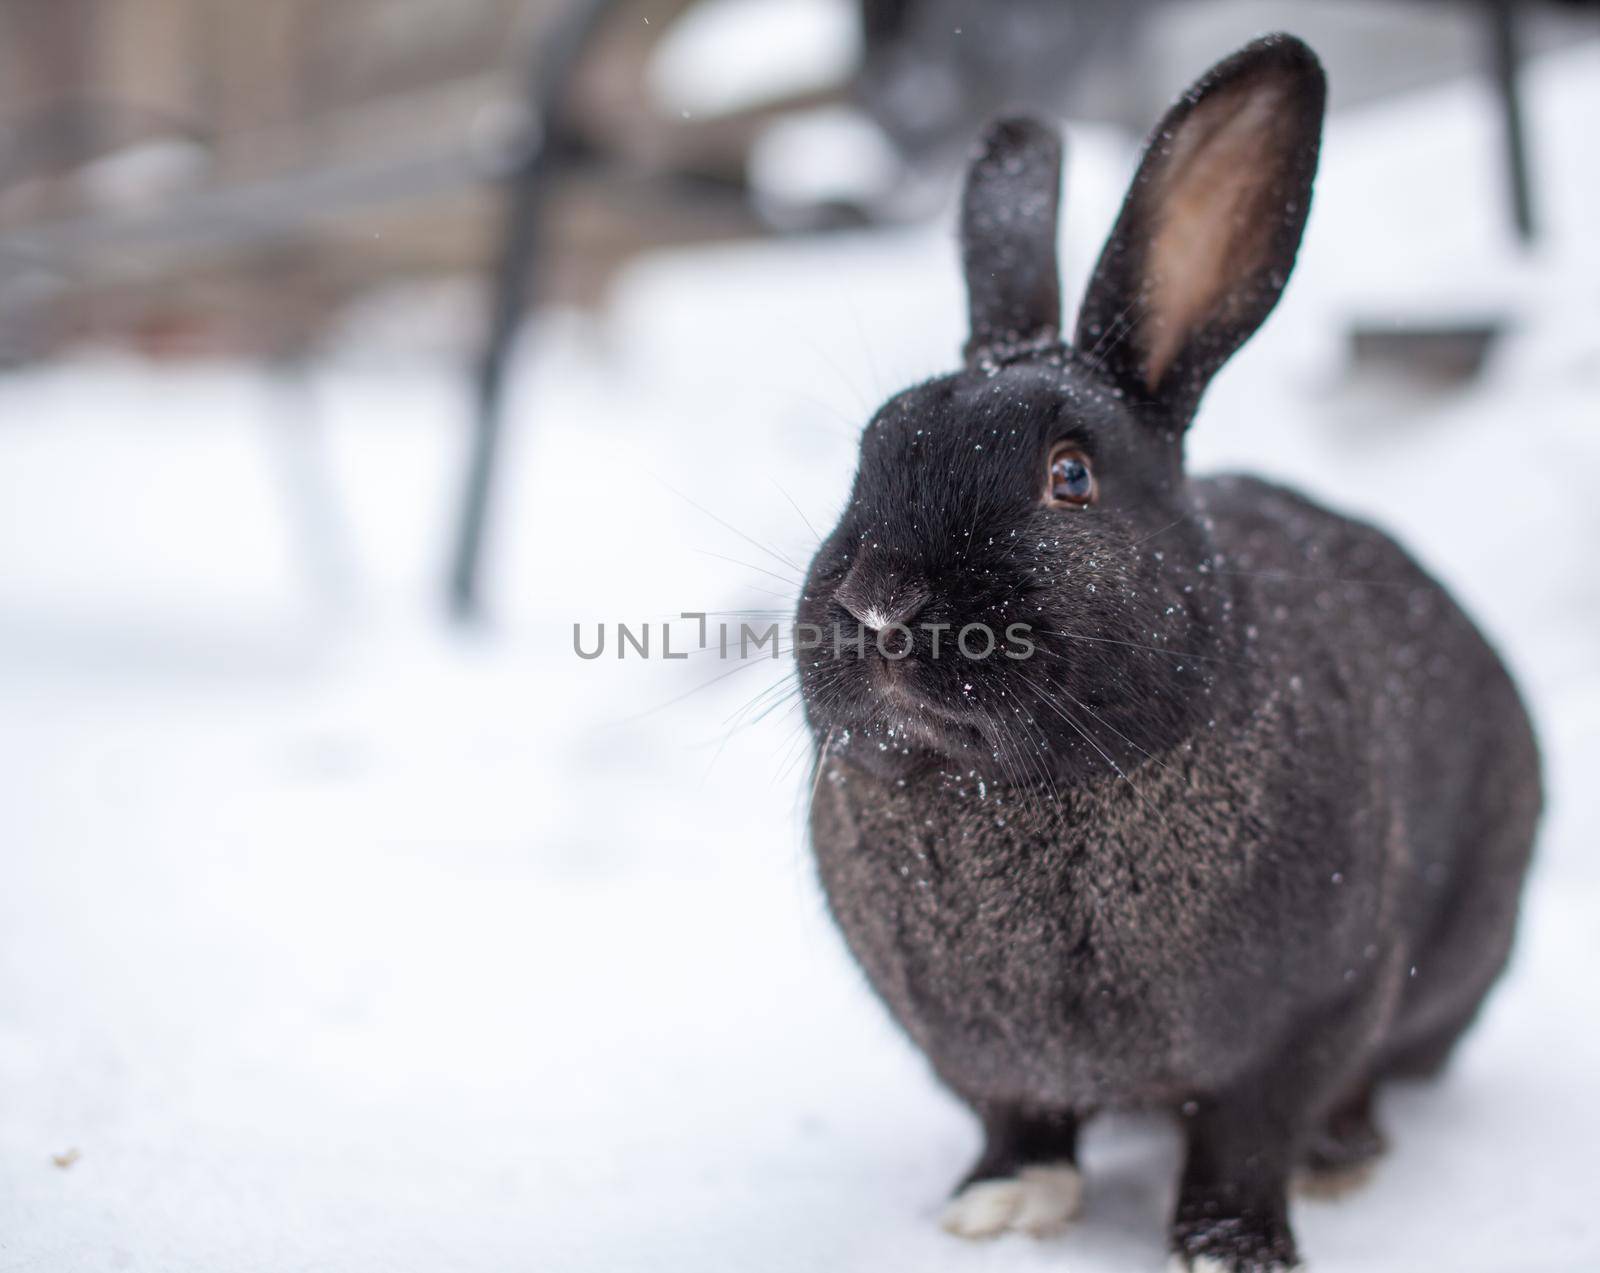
[1169,1258,1233,1273]
[940,1163,1082,1239]
[1012,1164,1083,1234]
[940,1179,1020,1238]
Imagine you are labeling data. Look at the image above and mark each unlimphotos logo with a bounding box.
[572,614,1035,661]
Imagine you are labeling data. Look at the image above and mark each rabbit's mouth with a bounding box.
[860,659,992,750]
[866,650,941,708]
[799,642,982,765]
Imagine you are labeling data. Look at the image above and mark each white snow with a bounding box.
[2,39,1599,1273]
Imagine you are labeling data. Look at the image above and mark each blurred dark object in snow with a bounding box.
[0,0,543,362]
[851,0,1599,239]
[856,0,1155,167]
[1348,320,1504,384]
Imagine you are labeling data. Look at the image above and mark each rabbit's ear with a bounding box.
[960,117,1064,369]
[1074,34,1325,421]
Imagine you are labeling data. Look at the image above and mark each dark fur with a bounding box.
[796,34,1539,1272]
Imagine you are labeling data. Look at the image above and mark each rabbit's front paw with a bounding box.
[939,1163,1081,1238]
[1170,1210,1302,1272]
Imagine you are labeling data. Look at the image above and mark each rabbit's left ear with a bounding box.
[1074,34,1326,422]
[960,117,1064,369]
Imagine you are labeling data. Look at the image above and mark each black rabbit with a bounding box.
[796,33,1540,1273]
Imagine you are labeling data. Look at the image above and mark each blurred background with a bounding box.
[1,2,1597,1270]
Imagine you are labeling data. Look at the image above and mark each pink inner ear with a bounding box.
[1142,79,1293,390]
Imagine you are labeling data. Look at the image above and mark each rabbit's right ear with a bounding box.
[960,116,1064,370]
[1074,34,1326,422]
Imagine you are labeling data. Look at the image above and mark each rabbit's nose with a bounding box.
[835,560,930,631]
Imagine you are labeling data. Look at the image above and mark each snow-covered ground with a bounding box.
[2,38,1599,1273]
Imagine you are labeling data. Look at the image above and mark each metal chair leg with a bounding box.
[448,0,617,620]
[449,146,550,620]
[1486,0,1534,244]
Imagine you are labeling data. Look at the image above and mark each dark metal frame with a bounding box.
[448,0,616,619]
[1485,0,1535,243]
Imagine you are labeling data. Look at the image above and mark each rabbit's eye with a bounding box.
[1047,445,1096,507]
